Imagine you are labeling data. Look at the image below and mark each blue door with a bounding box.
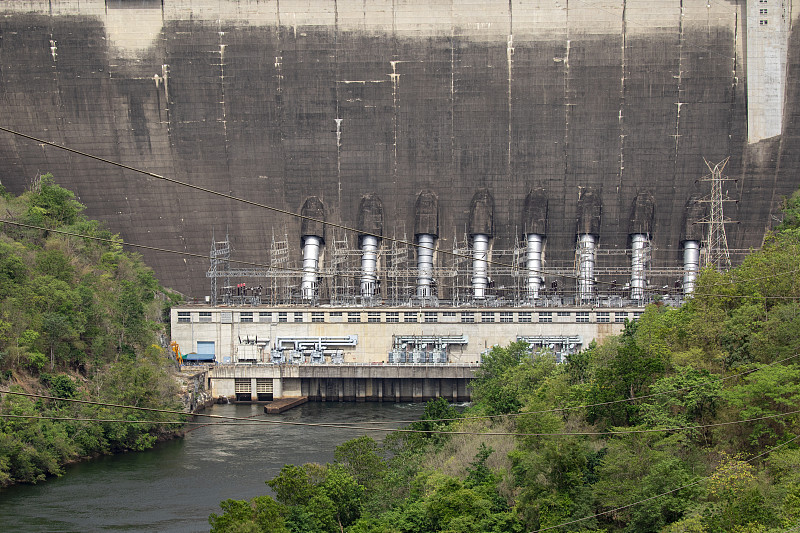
[196,341,216,362]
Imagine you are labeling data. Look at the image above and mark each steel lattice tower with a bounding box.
[209,229,231,305]
[698,158,736,272]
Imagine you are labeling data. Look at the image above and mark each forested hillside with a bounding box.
[0,175,183,486]
[209,191,800,532]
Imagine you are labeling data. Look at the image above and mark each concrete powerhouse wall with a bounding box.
[0,1,797,296]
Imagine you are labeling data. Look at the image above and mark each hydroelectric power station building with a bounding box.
[2,1,800,400]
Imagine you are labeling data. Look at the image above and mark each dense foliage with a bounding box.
[0,175,183,485]
[211,199,800,531]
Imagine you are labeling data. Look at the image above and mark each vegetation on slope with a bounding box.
[0,175,184,486]
[209,192,800,532]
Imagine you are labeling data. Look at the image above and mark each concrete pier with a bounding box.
[210,364,477,403]
[264,397,308,414]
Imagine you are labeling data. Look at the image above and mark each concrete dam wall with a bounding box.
[0,0,798,298]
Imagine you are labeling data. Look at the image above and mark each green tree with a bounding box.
[24,174,85,227]
[403,397,460,447]
[639,366,723,443]
[470,341,530,414]
[702,453,777,531]
[42,312,76,370]
[334,435,388,488]
[267,463,327,507]
[720,363,800,450]
[209,496,289,533]
[593,432,700,531]
[321,464,364,529]
[777,189,800,231]
[587,315,668,427]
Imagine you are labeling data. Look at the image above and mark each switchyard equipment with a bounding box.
[204,186,727,309]
[388,335,468,364]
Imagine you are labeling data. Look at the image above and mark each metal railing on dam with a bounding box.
[210,362,479,378]
[209,363,478,402]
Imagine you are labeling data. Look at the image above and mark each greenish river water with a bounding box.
[0,402,427,532]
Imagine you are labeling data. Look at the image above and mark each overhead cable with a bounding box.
[350,352,800,425]
[1,391,799,437]
[531,433,800,532]
[0,125,627,289]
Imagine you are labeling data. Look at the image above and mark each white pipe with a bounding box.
[578,234,595,302]
[630,234,647,300]
[301,235,321,300]
[683,240,700,296]
[526,234,543,300]
[416,234,435,298]
[472,234,490,299]
[276,335,359,350]
[360,235,379,298]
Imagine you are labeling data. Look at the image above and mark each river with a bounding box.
[0,402,428,532]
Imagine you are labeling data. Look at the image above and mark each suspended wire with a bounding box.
[0,218,363,283]
[0,414,195,425]
[184,411,270,433]
[0,220,794,425]
[0,1,771,295]
[531,433,800,532]
[348,352,800,425]
[691,292,800,301]
[2,219,796,302]
[696,267,800,289]
[2,126,792,300]
[1,391,799,437]
[0,125,622,288]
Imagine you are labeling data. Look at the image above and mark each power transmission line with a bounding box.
[2,219,796,302]
[532,433,800,532]
[1,391,798,437]
[367,352,800,425]
[0,125,641,289]
[0,219,363,282]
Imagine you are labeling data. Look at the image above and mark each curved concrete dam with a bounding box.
[0,0,798,297]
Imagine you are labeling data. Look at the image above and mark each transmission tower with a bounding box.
[697,157,737,272]
[209,228,231,305]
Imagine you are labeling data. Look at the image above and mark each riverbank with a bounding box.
[175,366,215,413]
[0,402,427,532]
